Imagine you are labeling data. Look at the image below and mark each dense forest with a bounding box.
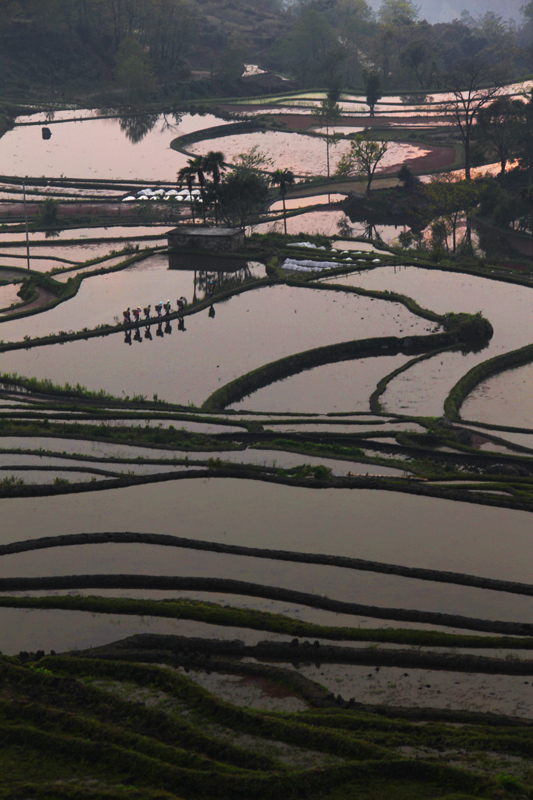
[366,0,528,24]
[1,0,533,104]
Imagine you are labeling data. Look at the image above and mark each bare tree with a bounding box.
[438,58,507,180]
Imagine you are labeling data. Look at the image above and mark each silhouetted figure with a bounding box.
[208,305,215,318]
[144,325,153,341]
[124,330,132,345]
[123,307,131,325]
[156,301,163,318]
[164,300,171,316]
[143,305,151,319]
[133,307,141,322]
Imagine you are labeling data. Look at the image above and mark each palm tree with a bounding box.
[203,151,226,226]
[190,156,207,224]
[271,168,295,239]
[177,160,197,225]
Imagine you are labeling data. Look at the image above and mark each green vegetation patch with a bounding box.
[1,595,532,650]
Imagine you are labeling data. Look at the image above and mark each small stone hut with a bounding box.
[168,226,245,252]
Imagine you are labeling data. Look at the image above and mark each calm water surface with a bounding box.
[0,479,531,653]
[319,266,533,418]
[191,131,430,177]
[0,279,430,405]
[462,363,533,428]
[2,112,229,180]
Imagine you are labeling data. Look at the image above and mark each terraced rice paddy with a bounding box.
[1,103,533,800]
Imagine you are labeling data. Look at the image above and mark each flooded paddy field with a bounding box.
[0,278,432,404]
[2,476,532,586]
[1,478,533,682]
[229,81,532,116]
[254,207,348,236]
[230,353,414,413]
[190,130,431,177]
[1,536,530,627]
[1,112,231,180]
[0,226,170,244]
[0,282,24,309]
[462,362,533,428]
[317,265,533,418]
[268,193,347,211]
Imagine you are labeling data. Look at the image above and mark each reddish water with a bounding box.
[2,112,229,180]
[190,131,430,177]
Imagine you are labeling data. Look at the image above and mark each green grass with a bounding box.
[0,652,531,799]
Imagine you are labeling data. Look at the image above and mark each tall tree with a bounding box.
[331,0,374,85]
[377,0,420,27]
[374,0,419,83]
[115,36,156,101]
[178,160,198,225]
[423,174,481,253]
[141,0,195,83]
[203,151,226,226]
[271,168,295,239]
[313,95,342,178]
[281,8,338,87]
[476,96,526,174]
[218,170,269,230]
[190,155,208,223]
[363,69,382,117]
[218,149,270,230]
[400,38,436,89]
[438,57,507,180]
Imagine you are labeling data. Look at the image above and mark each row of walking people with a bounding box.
[123,296,187,324]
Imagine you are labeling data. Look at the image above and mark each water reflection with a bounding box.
[124,317,183,345]
[361,222,385,243]
[169,252,263,303]
[1,112,229,181]
[118,113,161,143]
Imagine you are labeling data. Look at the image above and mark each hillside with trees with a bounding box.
[365,0,527,24]
[1,0,533,105]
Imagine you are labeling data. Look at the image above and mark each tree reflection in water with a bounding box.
[119,113,161,144]
[97,110,183,144]
[195,265,254,301]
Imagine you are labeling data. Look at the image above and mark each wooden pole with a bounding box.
[23,180,30,269]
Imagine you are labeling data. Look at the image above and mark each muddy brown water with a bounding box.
[0,480,532,656]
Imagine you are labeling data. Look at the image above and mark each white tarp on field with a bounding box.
[282,257,341,272]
